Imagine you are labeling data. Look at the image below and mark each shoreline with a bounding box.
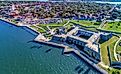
[34,39,108,74]
[0,18,108,74]
[0,18,40,35]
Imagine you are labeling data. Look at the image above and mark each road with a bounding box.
[98,4,117,29]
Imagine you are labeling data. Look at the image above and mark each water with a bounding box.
[0,20,100,74]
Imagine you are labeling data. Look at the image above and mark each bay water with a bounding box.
[0,20,100,74]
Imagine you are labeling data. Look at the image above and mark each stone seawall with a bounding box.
[35,39,108,74]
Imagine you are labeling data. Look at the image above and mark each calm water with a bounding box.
[0,20,100,74]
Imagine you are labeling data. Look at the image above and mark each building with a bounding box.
[51,28,113,63]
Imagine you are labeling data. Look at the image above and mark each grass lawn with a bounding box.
[100,36,118,65]
[102,21,121,32]
[30,20,68,33]
[108,68,121,74]
[37,20,67,29]
[84,27,98,32]
[37,28,45,33]
[109,39,118,62]
[70,20,100,27]
[65,23,74,31]
[31,20,100,33]
[117,40,121,52]
[30,25,45,33]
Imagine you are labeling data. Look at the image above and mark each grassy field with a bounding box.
[109,39,118,62]
[30,25,45,33]
[84,27,98,32]
[108,68,121,74]
[70,20,100,27]
[100,36,118,65]
[37,20,67,29]
[102,21,121,32]
[30,20,100,33]
[117,40,121,52]
[99,36,121,74]
[30,20,68,33]
[65,23,74,31]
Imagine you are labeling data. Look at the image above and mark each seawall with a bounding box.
[0,18,39,36]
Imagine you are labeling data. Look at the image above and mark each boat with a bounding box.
[45,49,52,53]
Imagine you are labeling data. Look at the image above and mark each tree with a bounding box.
[110,26,112,28]
[117,23,120,26]
[111,12,119,19]
[112,70,120,74]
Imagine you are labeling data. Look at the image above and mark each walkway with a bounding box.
[63,20,70,27]
[98,4,117,29]
[98,62,110,69]
[114,37,121,61]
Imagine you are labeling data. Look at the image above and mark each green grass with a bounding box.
[37,28,45,33]
[69,20,99,32]
[117,40,121,52]
[30,20,68,33]
[31,20,100,33]
[108,68,121,74]
[102,21,121,32]
[100,36,121,74]
[109,39,118,62]
[84,27,98,32]
[70,20,100,27]
[30,25,37,29]
[38,23,63,27]
[37,20,67,29]
[65,23,74,31]
[100,36,118,65]
[30,25,45,33]
[11,19,17,24]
